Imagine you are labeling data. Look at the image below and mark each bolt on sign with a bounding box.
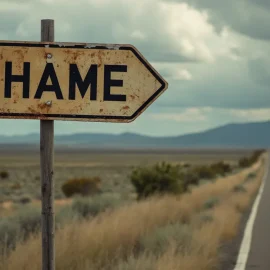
[0,41,168,122]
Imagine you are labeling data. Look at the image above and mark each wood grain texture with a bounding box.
[40,19,55,270]
[41,19,54,42]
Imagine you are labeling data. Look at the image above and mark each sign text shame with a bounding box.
[4,62,128,101]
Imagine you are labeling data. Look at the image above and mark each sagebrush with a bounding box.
[61,177,101,198]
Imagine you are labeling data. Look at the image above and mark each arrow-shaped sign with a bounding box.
[0,41,168,122]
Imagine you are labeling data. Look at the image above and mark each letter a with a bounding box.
[34,63,63,99]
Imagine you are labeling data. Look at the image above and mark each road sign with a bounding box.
[0,41,168,122]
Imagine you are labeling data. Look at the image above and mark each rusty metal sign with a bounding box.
[0,41,168,122]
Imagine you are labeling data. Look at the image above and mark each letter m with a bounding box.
[69,64,97,100]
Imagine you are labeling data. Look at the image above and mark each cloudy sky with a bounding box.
[1,0,270,136]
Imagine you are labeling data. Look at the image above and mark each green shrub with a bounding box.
[182,163,191,168]
[247,172,256,178]
[138,223,193,255]
[55,205,79,227]
[203,197,219,210]
[192,165,216,180]
[199,214,214,224]
[130,162,185,200]
[238,157,251,168]
[18,196,32,204]
[0,219,20,254]
[55,194,122,225]
[191,213,214,227]
[232,185,247,193]
[62,177,101,198]
[0,206,41,255]
[210,161,232,176]
[238,149,265,168]
[244,172,257,183]
[0,171,9,179]
[182,172,199,187]
[13,207,41,240]
[71,193,123,219]
[251,149,265,162]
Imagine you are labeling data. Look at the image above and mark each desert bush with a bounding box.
[189,213,214,229]
[232,185,247,193]
[182,172,199,188]
[210,161,232,176]
[0,206,41,255]
[197,213,214,224]
[71,193,123,219]
[0,220,20,254]
[18,196,31,204]
[251,149,265,162]
[61,177,101,198]
[244,172,257,184]
[130,162,185,200]
[13,207,41,240]
[238,157,251,168]
[203,197,219,210]
[192,162,231,180]
[130,161,233,200]
[192,165,216,180]
[55,194,125,226]
[55,205,79,227]
[138,223,193,256]
[0,171,8,179]
[182,163,191,168]
[247,172,256,178]
[238,149,265,168]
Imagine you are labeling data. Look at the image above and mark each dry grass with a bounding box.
[0,155,266,270]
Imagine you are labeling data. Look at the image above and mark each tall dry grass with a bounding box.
[0,155,266,270]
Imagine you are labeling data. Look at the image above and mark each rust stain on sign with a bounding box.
[0,41,168,122]
[121,106,130,110]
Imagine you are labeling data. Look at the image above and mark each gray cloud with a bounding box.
[0,0,229,63]
[0,11,28,39]
[248,57,270,86]
[168,0,270,40]
[247,0,270,9]
[155,55,270,110]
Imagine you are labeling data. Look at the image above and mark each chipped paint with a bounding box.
[55,43,66,48]
[105,44,121,50]
[84,44,99,49]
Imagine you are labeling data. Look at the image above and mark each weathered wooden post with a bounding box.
[40,19,55,270]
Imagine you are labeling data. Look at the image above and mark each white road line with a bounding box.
[233,156,269,270]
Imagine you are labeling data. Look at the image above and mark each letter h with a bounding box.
[5,62,30,98]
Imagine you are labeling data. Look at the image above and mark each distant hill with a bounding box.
[1,120,270,149]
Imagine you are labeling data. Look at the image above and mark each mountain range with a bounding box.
[0,120,270,149]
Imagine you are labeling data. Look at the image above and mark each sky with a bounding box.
[0,0,270,136]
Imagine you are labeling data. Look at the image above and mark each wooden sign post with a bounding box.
[40,19,55,270]
[0,19,168,270]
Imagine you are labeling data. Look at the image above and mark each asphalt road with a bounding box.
[245,154,270,270]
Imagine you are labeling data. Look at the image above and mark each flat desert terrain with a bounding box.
[0,147,253,203]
